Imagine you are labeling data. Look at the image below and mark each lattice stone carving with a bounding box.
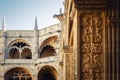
[80,12,104,80]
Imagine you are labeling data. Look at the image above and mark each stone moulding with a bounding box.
[74,0,108,9]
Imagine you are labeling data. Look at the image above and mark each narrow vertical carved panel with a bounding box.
[65,54,74,80]
[66,54,70,79]
[80,12,104,80]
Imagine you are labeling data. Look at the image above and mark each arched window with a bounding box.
[39,36,58,58]
[39,45,56,58]
[8,40,32,59]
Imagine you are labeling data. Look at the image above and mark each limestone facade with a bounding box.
[0,23,62,80]
[0,0,120,80]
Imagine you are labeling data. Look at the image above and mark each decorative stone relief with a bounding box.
[80,12,104,80]
[65,54,74,80]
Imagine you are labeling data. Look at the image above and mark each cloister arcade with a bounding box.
[7,36,58,59]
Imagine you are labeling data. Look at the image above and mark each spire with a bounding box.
[34,17,38,30]
[60,8,62,14]
[2,17,6,31]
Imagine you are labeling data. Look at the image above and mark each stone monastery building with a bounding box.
[0,0,120,80]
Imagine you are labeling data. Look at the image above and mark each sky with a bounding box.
[0,0,64,30]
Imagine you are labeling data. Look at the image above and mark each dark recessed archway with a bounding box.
[38,65,58,80]
[5,67,32,80]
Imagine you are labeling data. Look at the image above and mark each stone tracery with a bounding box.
[8,40,32,59]
[39,45,56,58]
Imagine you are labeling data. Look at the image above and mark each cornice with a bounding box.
[74,0,108,9]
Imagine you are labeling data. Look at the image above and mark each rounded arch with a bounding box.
[8,39,32,59]
[39,45,56,58]
[5,67,32,80]
[38,65,58,80]
[8,39,31,47]
[40,36,58,49]
[39,36,58,58]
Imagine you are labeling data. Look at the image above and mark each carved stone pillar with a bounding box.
[106,19,120,80]
[1,31,7,63]
[64,47,74,80]
[79,12,105,80]
[106,0,120,79]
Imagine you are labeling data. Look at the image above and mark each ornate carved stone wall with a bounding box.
[80,12,105,80]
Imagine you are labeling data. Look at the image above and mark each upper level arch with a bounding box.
[40,36,58,48]
[8,39,32,59]
[8,39,31,47]
[39,45,56,58]
[39,36,58,58]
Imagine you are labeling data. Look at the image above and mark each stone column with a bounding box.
[73,10,80,80]
[64,47,74,80]
[33,29,39,60]
[1,31,7,63]
[32,75,37,80]
[106,0,120,79]
[0,76,4,80]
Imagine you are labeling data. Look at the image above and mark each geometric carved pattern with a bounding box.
[8,41,32,59]
[80,12,104,80]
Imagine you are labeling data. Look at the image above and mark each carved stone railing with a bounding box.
[35,56,58,64]
[0,23,62,38]
[39,23,62,37]
[5,59,34,64]
[4,56,58,64]
[6,30,34,37]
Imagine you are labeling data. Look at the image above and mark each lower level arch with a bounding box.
[38,65,58,80]
[4,67,32,80]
